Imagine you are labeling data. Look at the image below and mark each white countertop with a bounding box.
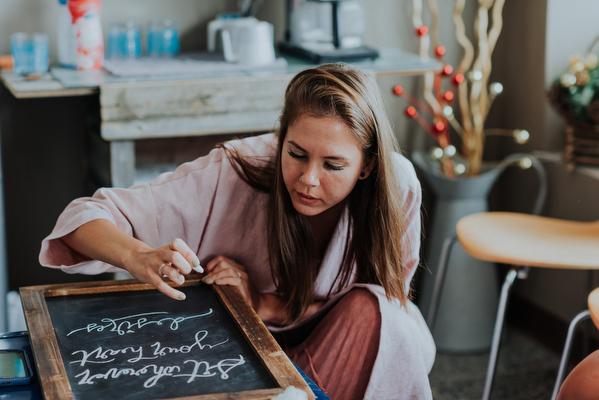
[1,48,441,99]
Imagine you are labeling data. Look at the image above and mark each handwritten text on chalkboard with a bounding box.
[45,286,276,399]
[67,310,246,387]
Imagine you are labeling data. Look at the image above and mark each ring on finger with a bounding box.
[237,271,241,278]
[158,263,168,276]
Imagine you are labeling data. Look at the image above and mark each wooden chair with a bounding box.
[426,212,599,400]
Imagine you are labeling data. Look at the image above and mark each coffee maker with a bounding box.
[279,0,378,63]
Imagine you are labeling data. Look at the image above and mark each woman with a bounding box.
[40,64,435,399]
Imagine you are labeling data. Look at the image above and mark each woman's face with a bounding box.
[282,115,372,217]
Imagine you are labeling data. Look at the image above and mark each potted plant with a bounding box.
[547,36,599,170]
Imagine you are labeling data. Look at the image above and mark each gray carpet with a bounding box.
[429,327,562,400]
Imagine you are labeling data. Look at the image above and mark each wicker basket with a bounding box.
[564,122,599,170]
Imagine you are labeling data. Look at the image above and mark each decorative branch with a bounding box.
[479,0,506,122]
[453,0,474,136]
[427,0,440,49]
[396,0,528,178]
[467,0,492,175]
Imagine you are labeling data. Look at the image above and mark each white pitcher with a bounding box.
[208,16,276,66]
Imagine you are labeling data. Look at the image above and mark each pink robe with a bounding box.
[40,133,435,399]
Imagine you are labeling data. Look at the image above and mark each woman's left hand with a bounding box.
[202,255,258,309]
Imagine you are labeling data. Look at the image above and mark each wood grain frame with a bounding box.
[20,277,314,400]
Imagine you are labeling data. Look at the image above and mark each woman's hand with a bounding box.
[202,256,287,324]
[202,256,259,308]
[202,256,325,325]
[62,220,201,301]
[123,238,202,301]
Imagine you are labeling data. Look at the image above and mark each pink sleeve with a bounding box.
[39,133,278,276]
[395,154,423,286]
[38,150,223,275]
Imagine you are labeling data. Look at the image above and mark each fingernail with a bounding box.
[192,259,199,267]
[203,278,212,284]
[215,279,222,284]
[178,293,186,300]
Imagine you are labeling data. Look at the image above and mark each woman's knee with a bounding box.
[331,288,380,326]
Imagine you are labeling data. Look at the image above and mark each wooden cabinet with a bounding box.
[97,73,291,187]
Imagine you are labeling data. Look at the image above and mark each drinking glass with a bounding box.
[106,21,123,59]
[31,33,49,74]
[147,18,180,57]
[10,32,49,76]
[161,19,180,57]
[122,20,142,58]
[10,33,32,76]
[147,18,163,57]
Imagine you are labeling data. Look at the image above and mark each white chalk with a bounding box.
[192,265,204,273]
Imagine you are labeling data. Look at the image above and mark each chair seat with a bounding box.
[457,212,599,269]
[590,287,599,330]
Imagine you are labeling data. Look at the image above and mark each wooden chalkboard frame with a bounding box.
[20,277,315,400]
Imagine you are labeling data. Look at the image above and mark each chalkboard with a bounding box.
[20,278,314,400]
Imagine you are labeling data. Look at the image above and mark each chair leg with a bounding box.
[482,267,519,400]
[425,235,458,329]
[550,310,591,400]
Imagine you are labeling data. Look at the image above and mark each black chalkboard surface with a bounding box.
[20,278,314,400]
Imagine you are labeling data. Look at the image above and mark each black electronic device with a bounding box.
[0,350,32,387]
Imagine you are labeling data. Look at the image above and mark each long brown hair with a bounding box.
[224,64,411,324]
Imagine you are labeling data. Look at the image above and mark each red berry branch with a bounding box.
[396,0,528,178]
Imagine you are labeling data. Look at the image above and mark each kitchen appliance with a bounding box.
[279,0,378,63]
[207,13,276,66]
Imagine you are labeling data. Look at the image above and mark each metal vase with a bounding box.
[413,151,505,353]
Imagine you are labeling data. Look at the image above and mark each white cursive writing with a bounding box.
[66,310,213,336]
[74,356,245,387]
[70,330,230,367]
